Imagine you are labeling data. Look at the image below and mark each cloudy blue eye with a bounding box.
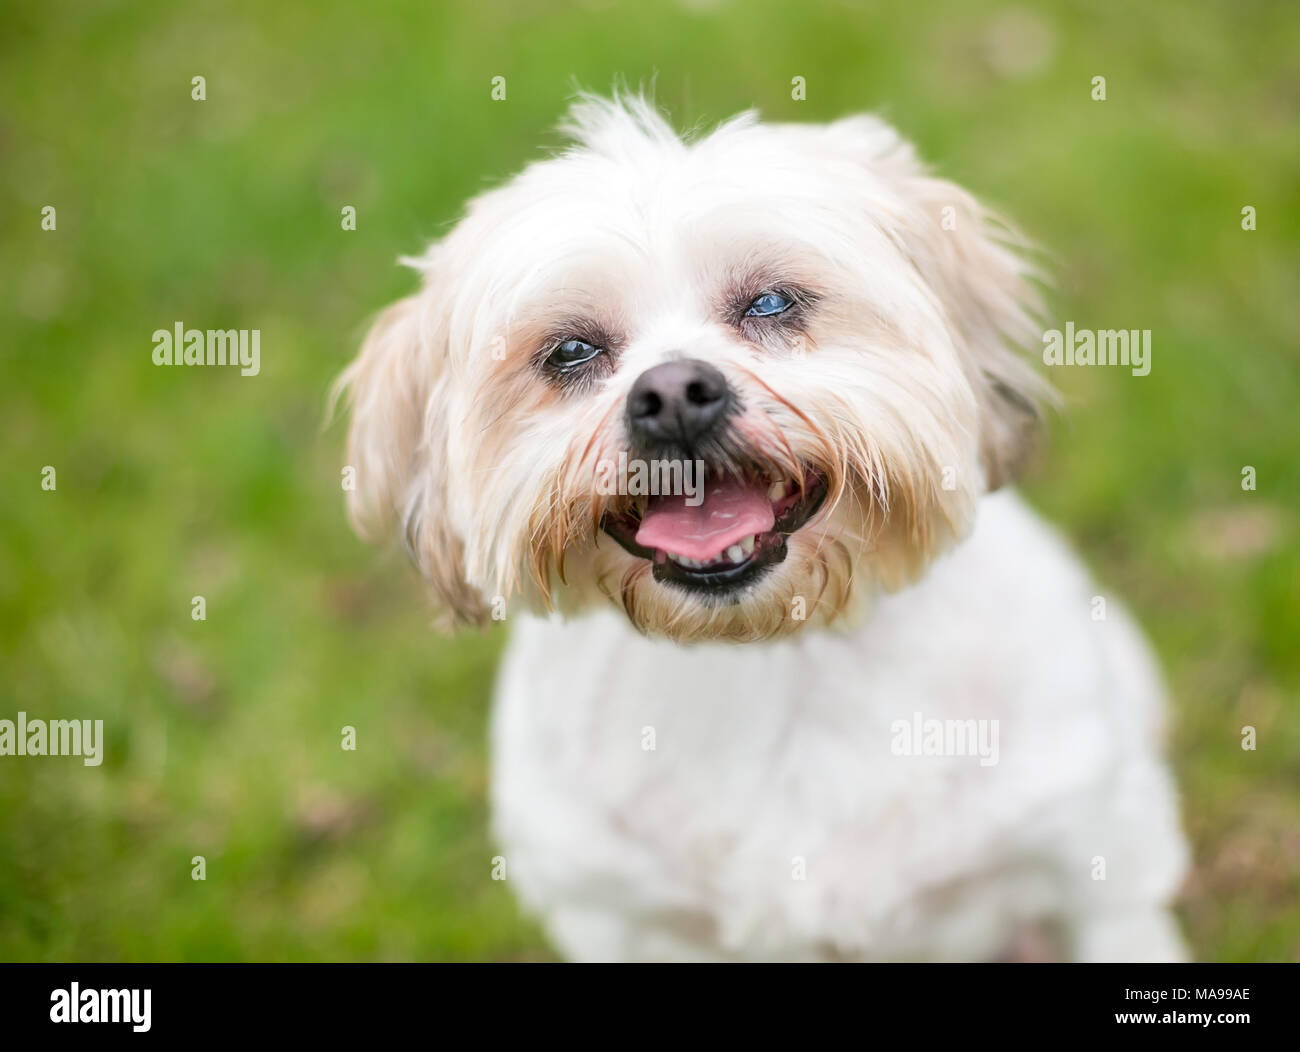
[547,338,603,368]
[745,291,793,317]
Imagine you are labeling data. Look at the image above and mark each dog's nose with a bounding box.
[626,359,731,449]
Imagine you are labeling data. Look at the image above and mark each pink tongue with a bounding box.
[634,476,776,560]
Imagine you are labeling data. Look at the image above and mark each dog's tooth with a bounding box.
[726,544,744,563]
[740,534,755,555]
[768,479,787,501]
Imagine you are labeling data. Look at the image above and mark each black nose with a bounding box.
[626,359,731,449]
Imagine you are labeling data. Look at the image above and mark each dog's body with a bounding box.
[492,491,1187,961]
[340,95,1189,961]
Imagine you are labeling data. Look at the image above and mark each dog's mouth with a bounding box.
[600,464,829,596]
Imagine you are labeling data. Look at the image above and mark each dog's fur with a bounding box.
[338,95,1189,961]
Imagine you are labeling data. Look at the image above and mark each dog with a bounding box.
[338,95,1189,961]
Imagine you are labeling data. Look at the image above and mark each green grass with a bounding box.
[1,0,1297,961]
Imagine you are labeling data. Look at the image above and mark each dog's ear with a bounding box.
[828,116,1053,491]
[335,288,489,627]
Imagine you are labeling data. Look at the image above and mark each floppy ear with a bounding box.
[335,289,488,627]
[831,116,1053,491]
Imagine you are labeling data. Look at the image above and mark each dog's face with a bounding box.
[340,97,1045,642]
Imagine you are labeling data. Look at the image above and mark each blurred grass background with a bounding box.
[1,0,1297,961]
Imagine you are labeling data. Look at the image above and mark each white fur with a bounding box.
[492,491,1188,961]
[339,96,1190,961]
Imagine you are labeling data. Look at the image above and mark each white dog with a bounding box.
[339,95,1189,961]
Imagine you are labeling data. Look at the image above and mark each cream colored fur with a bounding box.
[338,95,1188,961]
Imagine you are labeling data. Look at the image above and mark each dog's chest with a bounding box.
[492,597,1113,957]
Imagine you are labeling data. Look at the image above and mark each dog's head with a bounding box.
[339,95,1047,642]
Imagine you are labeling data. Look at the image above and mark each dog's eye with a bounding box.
[745,292,793,318]
[547,338,603,368]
